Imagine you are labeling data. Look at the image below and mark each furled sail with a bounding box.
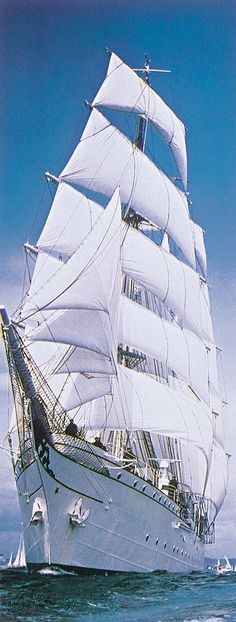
[119,295,209,403]
[59,108,195,267]
[92,52,187,190]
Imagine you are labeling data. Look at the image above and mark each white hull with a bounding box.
[16,442,204,573]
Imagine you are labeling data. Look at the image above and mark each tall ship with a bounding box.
[1,51,229,573]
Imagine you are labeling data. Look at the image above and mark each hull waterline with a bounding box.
[16,442,204,574]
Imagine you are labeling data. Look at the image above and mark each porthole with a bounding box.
[133,480,138,488]
[173,545,176,552]
[145,534,150,542]
[117,473,122,480]
[163,542,167,549]
[176,547,179,553]
[152,492,156,499]
[142,485,146,492]
[159,495,162,502]
[155,538,159,545]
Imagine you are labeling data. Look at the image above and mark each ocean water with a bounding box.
[0,568,235,622]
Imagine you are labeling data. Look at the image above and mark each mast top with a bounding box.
[133,54,171,83]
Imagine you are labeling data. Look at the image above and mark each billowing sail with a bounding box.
[36,184,209,342]
[59,108,195,267]
[22,190,123,404]
[86,365,213,465]
[23,189,123,319]
[1,48,229,577]
[119,295,209,403]
[26,309,116,373]
[92,52,187,189]
[179,441,208,497]
[35,183,212,345]
[38,182,102,259]
[205,442,228,513]
[49,372,112,411]
[122,227,212,342]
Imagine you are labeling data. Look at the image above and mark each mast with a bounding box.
[13,50,226,526]
[134,54,171,152]
[135,55,150,151]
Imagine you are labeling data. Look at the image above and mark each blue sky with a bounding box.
[0,0,235,558]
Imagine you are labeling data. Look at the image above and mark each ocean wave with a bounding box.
[37,566,76,576]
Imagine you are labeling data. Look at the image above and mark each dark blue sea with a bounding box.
[0,568,235,622]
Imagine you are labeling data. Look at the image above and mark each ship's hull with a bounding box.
[15,442,204,573]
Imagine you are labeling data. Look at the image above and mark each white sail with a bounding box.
[179,441,208,496]
[22,188,123,318]
[191,220,207,277]
[49,372,112,410]
[22,190,123,404]
[224,556,232,571]
[1,48,229,576]
[161,232,170,252]
[26,309,116,373]
[27,341,71,379]
[7,553,13,568]
[119,296,209,403]
[207,344,222,415]
[93,52,187,189]
[38,182,102,259]
[35,185,209,343]
[213,408,226,447]
[59,108,195,267]
[122,227,211,341]
[34,184,212,344]
[88,365,213,466]
[12,535,26,569]
[205,442,228,513]
[199,279,214,344]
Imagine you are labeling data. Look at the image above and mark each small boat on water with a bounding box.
[7,535,26,571]
[214,556,233,574]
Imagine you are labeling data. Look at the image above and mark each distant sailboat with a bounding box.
[8,535,26,570]
[7,552,13,568]
[214,556,233,574]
